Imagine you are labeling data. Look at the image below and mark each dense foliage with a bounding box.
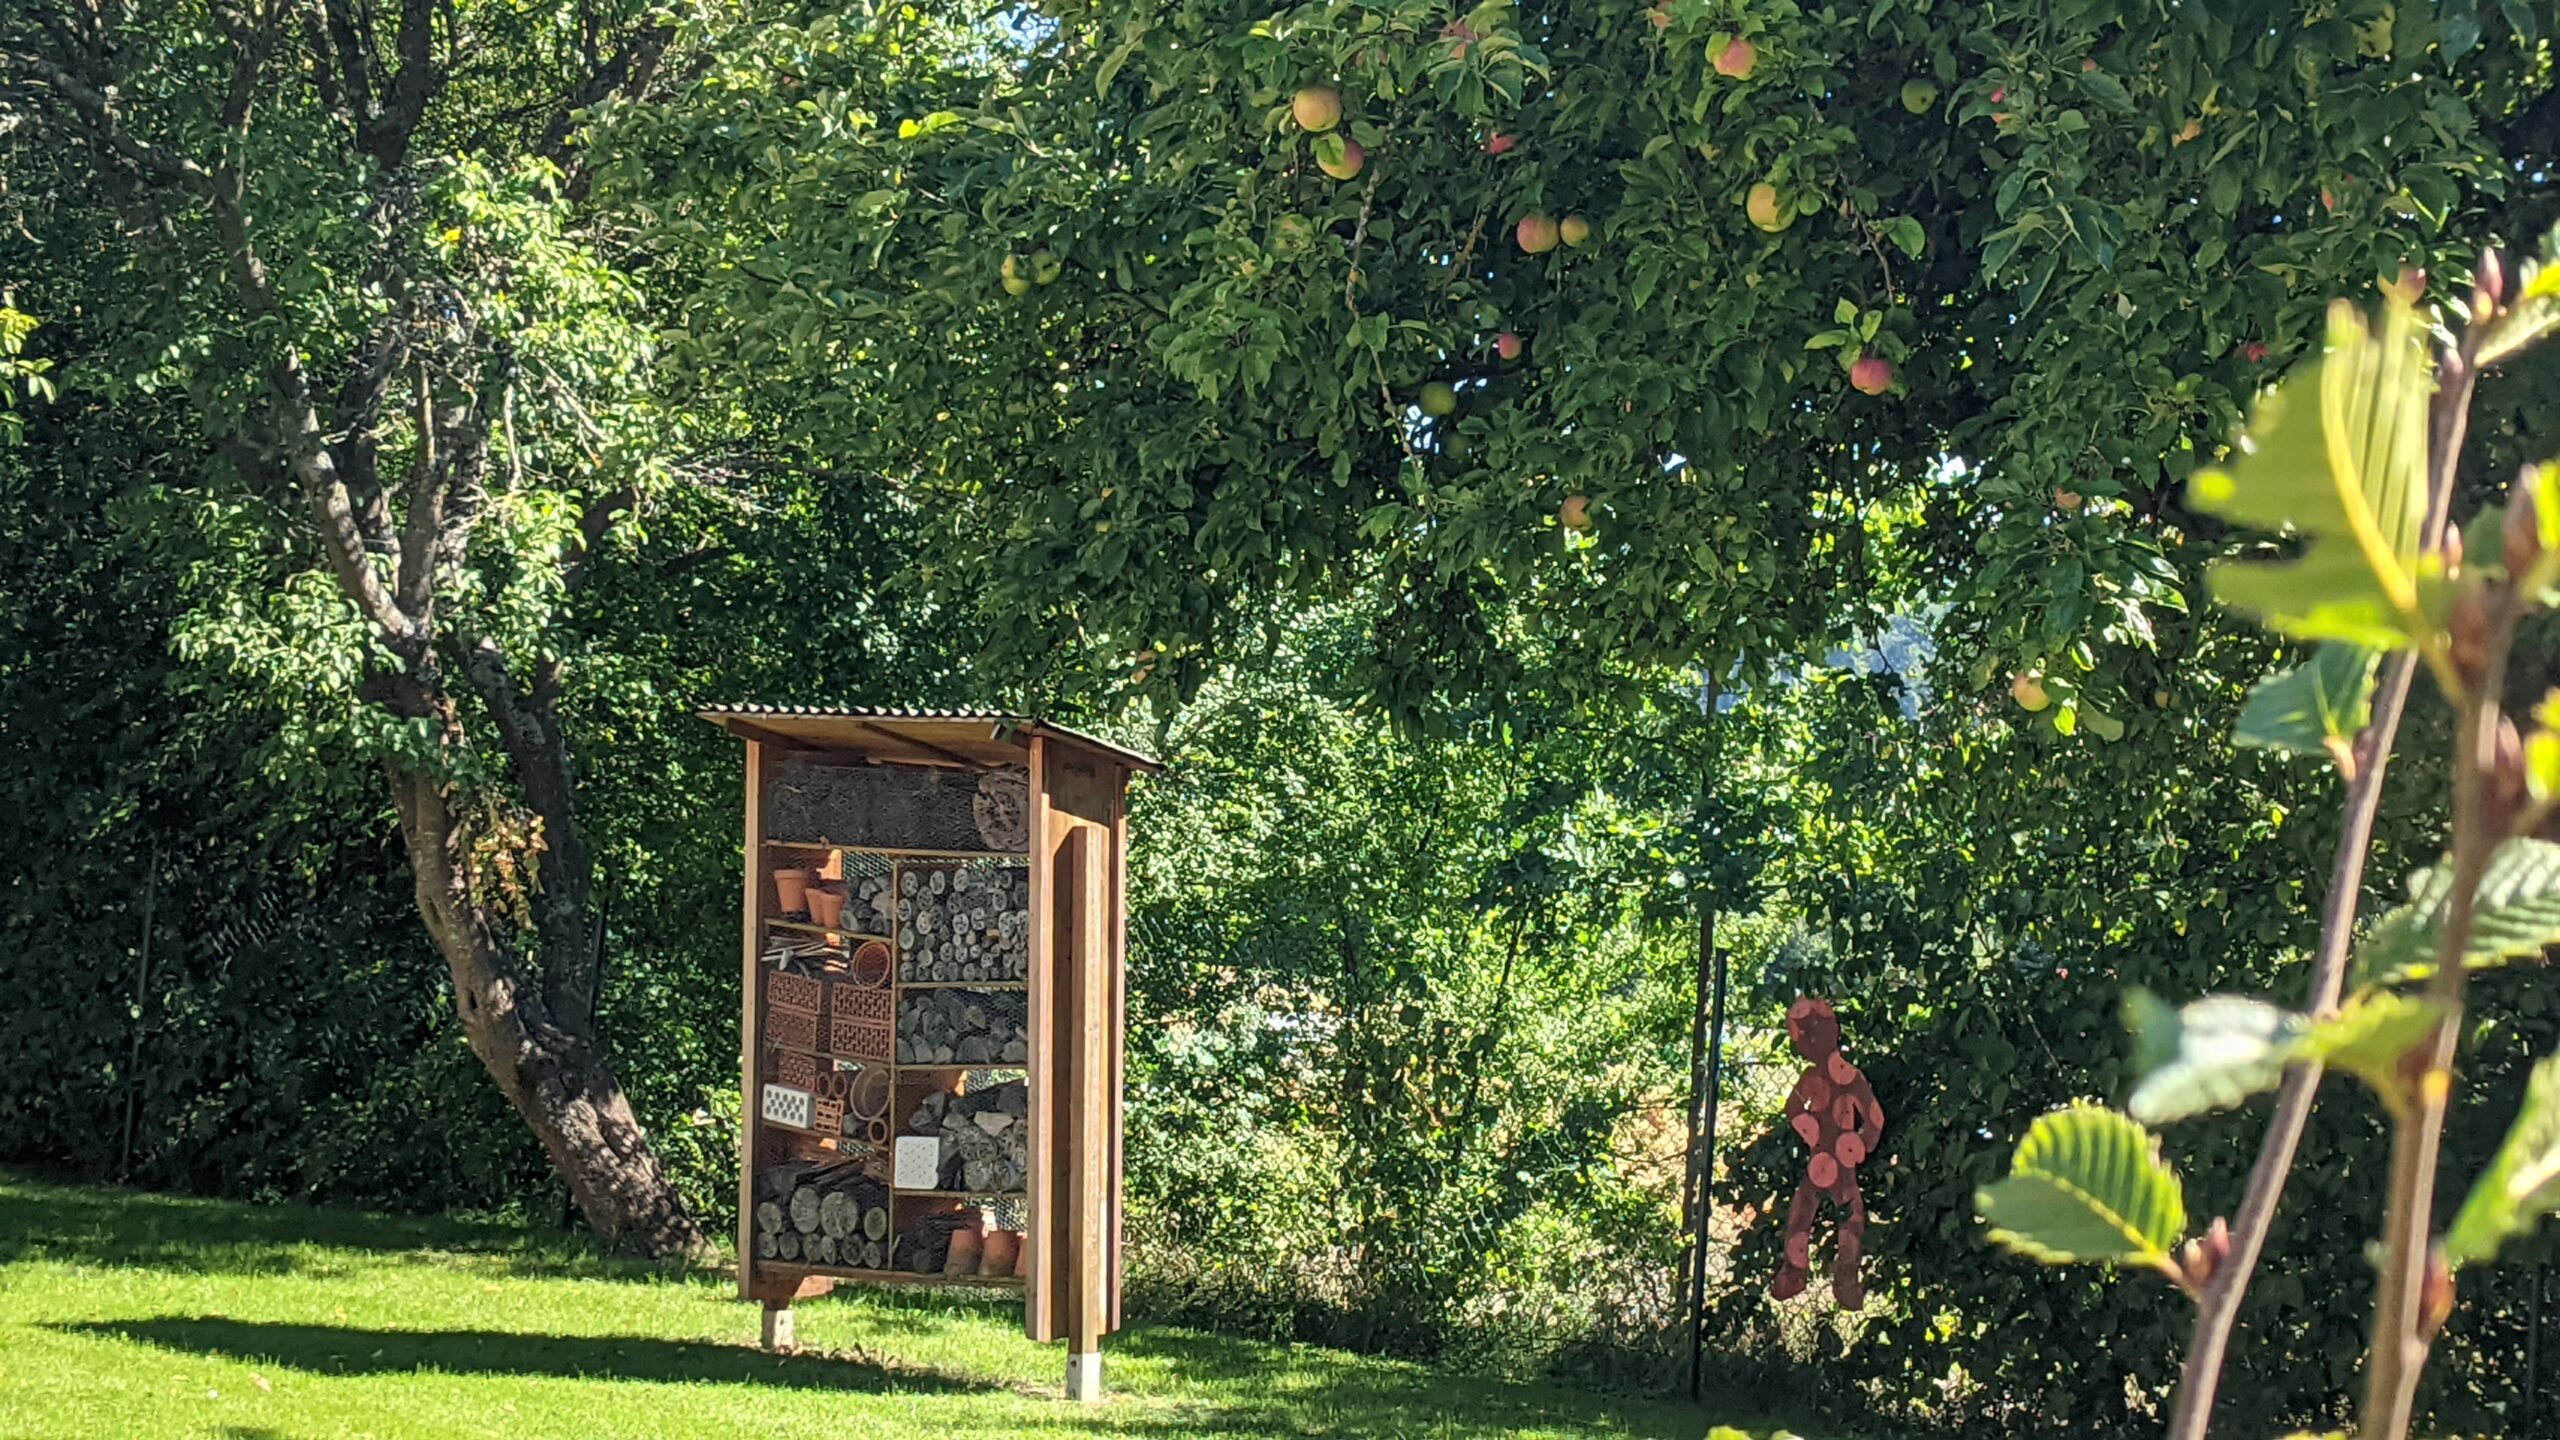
[5,0,2560,1432]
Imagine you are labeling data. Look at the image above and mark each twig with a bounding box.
[2168,299,2483,1440]
[1340,164,1414,459]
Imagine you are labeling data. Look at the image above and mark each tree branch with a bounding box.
[538,17,675,170]
[459,635,600,1030]
[3,46,214,191]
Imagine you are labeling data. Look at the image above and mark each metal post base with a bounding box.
[1066,1350,1102,1401]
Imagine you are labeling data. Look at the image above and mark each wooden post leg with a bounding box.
[1066,1348,1102,1402]
[761,1302,796,1353]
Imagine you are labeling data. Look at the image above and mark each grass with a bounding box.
[0,1170,1865,1438]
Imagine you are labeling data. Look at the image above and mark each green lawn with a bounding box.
[0,1171,1856,1438]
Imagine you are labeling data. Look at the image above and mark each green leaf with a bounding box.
[2188,295,2434,650]
[2445,1056,2560,1268]
[1883,216,1925,259]
[2125,989,2309,1124]
[2355,839,2560,986]
[1976,1104,2186,1270]
[2076,68,2136,115]
[2298,993,2443,1104]
[2232,645,2377,765]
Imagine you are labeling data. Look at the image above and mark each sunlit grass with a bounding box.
[0,1170,1856,1438]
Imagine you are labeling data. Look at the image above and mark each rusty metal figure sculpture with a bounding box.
[1770,996,1883,1307]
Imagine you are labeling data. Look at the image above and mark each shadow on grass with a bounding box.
[0,1171,626,1280]
[54,1317,997,1396]
[1088,1325,1738,1440]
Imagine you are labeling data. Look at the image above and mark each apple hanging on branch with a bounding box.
[1316,133,1365,181]
[1747,182,1791,233]
[1292,86,1342,132]
[1516,214,1561,254]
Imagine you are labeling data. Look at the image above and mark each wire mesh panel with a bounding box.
[764,756,1030,852]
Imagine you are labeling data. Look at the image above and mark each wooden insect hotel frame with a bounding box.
[702,705,1156,1399]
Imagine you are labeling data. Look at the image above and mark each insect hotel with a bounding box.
[702,705,1156,1399]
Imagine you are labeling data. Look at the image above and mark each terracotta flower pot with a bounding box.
[980,1229,1020,1276]
[943,1226,985,1277]
[772,868,815,916]
[807,883,847,930]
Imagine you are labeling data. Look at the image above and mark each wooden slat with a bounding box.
[1071,822,1111,1355]
[1107,775,1130,1334]
[719,718,820,753]
[737,740,765,1301]
[1023,736,1059,1342]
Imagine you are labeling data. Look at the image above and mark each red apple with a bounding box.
[1484,131,1517,156]
[1516,214,1561,254]
[1714,37,1757,79]
[2011,672,2051,712]
[1318,138,1365,181]
[1560,494,1592,530]
[1496,331,1524,360]
[1850,356,1893,395]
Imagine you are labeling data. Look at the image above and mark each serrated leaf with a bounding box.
[2355,839,2560,986]
[2445,1057,2560,1268]
[2125,989,2309,1124]
[2233,644,2376,766]
[2298,993,2443,1105]
[1976,1104,2186,1269]
[2188,294,2433,650]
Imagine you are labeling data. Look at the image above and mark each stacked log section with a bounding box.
[896,988,1030,1066]
[754,1162,892,1270]
[907,1080,1030,1193]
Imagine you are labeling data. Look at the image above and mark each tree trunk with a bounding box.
[389,763,704,1257]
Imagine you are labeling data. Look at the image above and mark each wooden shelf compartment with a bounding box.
[763,917,892,946]
[752,1260,1024,1291]
[765,840,1029,862]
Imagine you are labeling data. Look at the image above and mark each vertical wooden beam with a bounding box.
[739,740,765,1306]
[1107,774,1130,1334]
[1042,830,1083,1353]
[1024,737,1058,1343]
[761,1301,795,1352]
[1068,822,1111,1390]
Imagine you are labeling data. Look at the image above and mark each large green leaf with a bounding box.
[2355,839,2560,986]
[2232,644,2377,767]
[2298,992,2444,1107]
[2125,989,2308,1124]
[2445,1057,2560,1268]
[1977,1105,2186,1271]
[2189,295,2433,649]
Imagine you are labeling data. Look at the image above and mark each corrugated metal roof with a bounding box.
[698,704,1160,772]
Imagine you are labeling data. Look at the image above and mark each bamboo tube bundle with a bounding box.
[894,864,1031,984]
